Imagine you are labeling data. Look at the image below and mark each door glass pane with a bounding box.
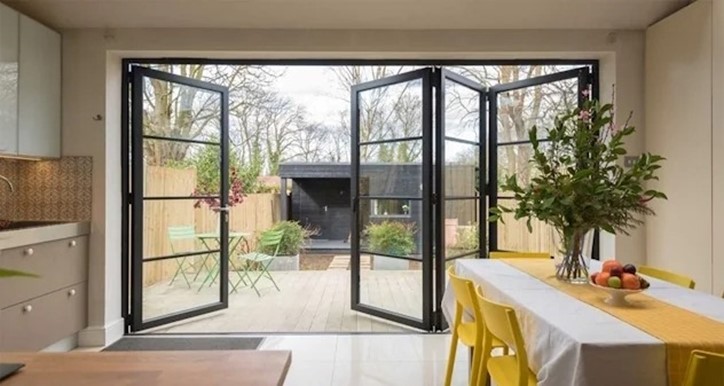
[143,140,222,196]
[359,258,423,321]
[142,199,221,259]
[359,198,421,258]
[359,140,423,198]
[497,142,553,187]
[444,199,479,259]
[496,198,561,257]
[444,79,480,143]
[496,77,578,142]
[445,140,479,196]
[141,76,222,142]
[358,79,423,143]
[142,254,221,322]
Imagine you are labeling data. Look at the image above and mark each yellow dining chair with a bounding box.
[638,265,696,289]
[476,289,538,386]
[682,350,724,386]
[489,251,550,259]
[444,266,506,386]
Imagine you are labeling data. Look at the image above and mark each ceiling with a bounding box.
[2,0,691,30]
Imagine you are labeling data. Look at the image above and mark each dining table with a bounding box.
[441,258,724,386]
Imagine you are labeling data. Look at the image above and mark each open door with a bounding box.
[350,68,435,330]
[488,67,592,255]
[129,66,230,331]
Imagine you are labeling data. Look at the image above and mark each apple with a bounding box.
[623,264,637,275]
[622,273,641,290]
[595,272,611,286]
[610,266,624,278]
[608,276,622,289]
[602,260,623,273]
[591,273,598,283]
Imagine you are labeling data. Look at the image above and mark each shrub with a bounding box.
[454,224,479,251]
[259,221,317,256]
[364,221,416,256]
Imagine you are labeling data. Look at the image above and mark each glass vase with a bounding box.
[555,228,590,284]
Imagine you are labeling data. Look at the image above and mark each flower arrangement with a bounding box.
[490,94,666,282]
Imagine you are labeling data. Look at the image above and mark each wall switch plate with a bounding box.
[624,155,639,168]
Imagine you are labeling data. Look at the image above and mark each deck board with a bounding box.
[145,270,421,333]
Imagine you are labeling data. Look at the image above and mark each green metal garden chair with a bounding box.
[167,225,198,288]
[237,229,284,296]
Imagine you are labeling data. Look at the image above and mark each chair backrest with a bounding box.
[682,350,724,386]
[446,266,483,323]
[259,229,285,256]
[477,290,531,386]
[489,251,550,259]
[638,265,696,289]
[168,225,196,240]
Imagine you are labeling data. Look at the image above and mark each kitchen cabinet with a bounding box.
[0,3,18,155]
[0,235,89,351]
[18,14,61,158]
[0,5,60,159]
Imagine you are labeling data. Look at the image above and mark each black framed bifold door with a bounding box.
[433,69,486,330]
[129,66,231,331]
[350,68,435,330]
[488,67,592,254]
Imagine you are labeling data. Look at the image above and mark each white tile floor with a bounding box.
[259,334,470,386]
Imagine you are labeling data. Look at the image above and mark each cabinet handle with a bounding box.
[23,305,33,313]
[69,240,77,247]
[68,289,77,297]
[24,248,34,256]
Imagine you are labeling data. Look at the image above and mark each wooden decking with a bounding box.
[143,269,422,333]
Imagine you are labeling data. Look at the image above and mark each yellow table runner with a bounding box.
[502,259,724,386]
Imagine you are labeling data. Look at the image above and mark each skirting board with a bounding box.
[78,318,124,347]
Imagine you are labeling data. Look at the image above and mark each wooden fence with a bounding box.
[141,166,560,285]
[142,166,280,286]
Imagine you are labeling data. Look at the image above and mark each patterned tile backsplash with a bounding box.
[0,157,92,221]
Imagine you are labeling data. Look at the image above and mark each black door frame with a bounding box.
[121,59,599,334]
[128,66,231,331]
[433,68,487,330]
[487,67,597,255]
[350,68,435,330]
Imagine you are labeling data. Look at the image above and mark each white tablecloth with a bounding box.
[441,259,724,386]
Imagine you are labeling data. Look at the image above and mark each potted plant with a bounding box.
[364,221,416,270]
[490,97,666,283]
[259,221,315,271]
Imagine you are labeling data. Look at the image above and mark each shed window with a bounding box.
[370,199,411,218]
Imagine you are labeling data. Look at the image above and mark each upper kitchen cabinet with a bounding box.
[18,15,61,158]
[0,4,19,155]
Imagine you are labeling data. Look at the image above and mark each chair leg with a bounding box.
[262,261,280,292]
[470,341,483,386]
[443,331,459,386]
[169,257,191,288]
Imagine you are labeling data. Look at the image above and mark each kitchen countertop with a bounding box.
[0,222,90,250]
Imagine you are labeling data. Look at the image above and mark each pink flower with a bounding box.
[582,89,590,97]
[579,110,591,122]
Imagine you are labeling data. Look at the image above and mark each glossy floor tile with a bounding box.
[259,334,470,386]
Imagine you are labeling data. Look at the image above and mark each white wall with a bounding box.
[60,28,647,345]
[645,0,721,295]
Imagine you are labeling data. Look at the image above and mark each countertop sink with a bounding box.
[0,220,67,232]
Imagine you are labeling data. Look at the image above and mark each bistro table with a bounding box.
[441,259,724,386]
[195,231,252,293]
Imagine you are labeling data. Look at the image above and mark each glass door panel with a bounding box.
[351,68,433,330]
[130,66,230,331]
[489,67,591,257]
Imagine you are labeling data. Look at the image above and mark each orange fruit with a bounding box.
[602,260,622,273]
[622,273,641,290]
[595,271,611,286]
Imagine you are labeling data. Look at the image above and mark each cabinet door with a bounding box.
[18,15,60,158]
[0,4,18,155]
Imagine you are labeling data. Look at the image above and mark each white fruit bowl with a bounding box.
[589,281,645,307]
